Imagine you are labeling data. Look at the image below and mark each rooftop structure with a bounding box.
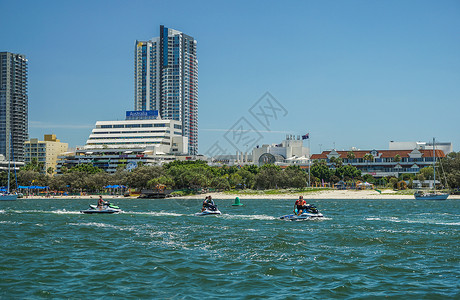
[389,141,453,155]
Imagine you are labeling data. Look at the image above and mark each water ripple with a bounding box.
[0,198,459,298]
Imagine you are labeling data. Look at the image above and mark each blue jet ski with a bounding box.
[80,203,122,214]
[279,204,323,221]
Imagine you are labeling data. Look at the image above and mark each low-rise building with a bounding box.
[24,134,68,174]
[252,136,310,167]
[311,148,445,178]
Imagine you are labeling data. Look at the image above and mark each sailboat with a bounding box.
[0,135,18,201]
[414,138,449,200]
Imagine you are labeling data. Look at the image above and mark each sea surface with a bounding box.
[0,197,459,299]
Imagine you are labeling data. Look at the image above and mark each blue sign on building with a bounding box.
[126,110,159,120]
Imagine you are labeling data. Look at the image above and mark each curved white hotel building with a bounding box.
[55,111,189,174]
[84,118,187,155]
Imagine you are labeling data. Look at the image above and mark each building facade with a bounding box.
[55,113,189,174]
[24,134,68,174]
[134,25,198,155]
[84,116,187,154]
[252,136,310,167]
[0,52,28,162]
[311,148,446,178]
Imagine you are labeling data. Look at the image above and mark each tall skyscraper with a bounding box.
[0,52,28,162]
[134,25,198,155]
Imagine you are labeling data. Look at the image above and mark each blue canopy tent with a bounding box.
[103,185,127,195]
[18,185,50,196]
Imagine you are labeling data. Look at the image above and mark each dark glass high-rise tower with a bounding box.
[134,26,198,155]
[0,52,28,162]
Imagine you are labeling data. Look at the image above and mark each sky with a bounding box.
[1,0,459,155]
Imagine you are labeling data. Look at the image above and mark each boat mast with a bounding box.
[433,137,436,192]
[7,153,10,193]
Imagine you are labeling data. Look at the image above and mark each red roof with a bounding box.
[310,149,445,160]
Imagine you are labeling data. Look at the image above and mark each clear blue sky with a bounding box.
[1,0,459,154]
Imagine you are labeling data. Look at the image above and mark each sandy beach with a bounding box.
[23,189,460,200]
[181,189,460,200]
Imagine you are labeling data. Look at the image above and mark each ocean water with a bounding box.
[0,198,459,299]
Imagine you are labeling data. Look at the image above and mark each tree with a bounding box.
[84,172,110,192]
[47,167,54,175]
[18,170,49,187]
[362,174,376,183]
[393,154,401,162]
[236,169,256,189]
[68,163,102,174]
[335,165,361,181]
[363,153,374,174]
[126,166,165,189]
[347,151,356,163]
[147,175,174,189]
[439,152,460,188]
[388,177,399,189]
[254,164,283,189]
[284,165,308,188]
[22,158,45,173]
[419,166,434,180]
[330,156,343,167]
[310,160,333,182]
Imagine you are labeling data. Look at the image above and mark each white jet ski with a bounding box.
[279,204,323,221]
[80,203,122,214]
[195,205,221,216]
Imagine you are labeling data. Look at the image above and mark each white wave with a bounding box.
[52,210,81,214]
[0,220,21,225]
[126,211,184,217]
[366,217,460,226]
[223,214,276,220]
[68,222,119,229]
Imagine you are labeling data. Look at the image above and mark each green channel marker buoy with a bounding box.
[232,197,243,206]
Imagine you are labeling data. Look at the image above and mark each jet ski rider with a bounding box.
[97,195,108,210]
[202,195,216,212]
[294,196,307,215]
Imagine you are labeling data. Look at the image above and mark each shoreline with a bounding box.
[22,189,460,200]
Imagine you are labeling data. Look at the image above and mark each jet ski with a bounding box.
[279,204,323,221]
[195,204,221,216]
[80,203,122,214]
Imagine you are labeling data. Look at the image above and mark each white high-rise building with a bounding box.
[134,25,198,155]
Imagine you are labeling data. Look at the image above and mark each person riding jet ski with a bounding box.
[202,195,217,212]
[294,196,307,215]
[97,195,108,210]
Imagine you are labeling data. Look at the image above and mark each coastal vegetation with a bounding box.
[1,152,459,194]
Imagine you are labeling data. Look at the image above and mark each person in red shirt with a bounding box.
[294,196,307,215]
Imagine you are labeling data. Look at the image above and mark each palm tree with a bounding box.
[363,153,374,174]
[347,151,356,164]
[47,167,54,176]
